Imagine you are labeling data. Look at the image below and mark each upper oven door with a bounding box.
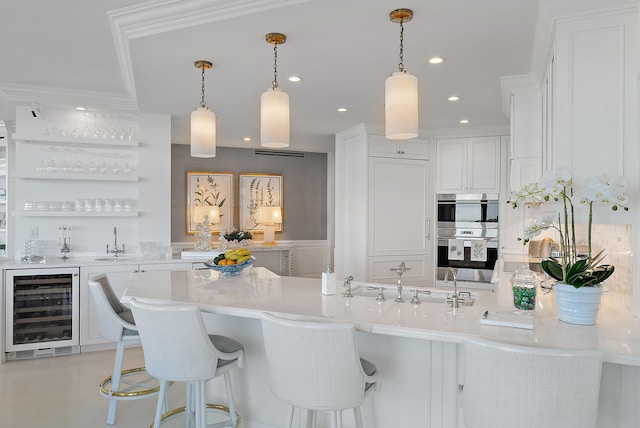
[437,193,499,226]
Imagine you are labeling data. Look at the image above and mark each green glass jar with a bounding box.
[510,266,538,311]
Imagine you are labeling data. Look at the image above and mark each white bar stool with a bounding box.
[130,298,244,428]
[260,312,380,428]
[462,337,603,428]
[88,274,163,425]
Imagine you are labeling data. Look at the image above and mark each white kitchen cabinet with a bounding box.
[369,135,429,160]
[79,262,191,348]
[335,124,433,285]
[368,157,430,256]
[436,136,501,193]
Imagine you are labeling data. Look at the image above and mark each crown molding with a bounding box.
[109,0,310,40]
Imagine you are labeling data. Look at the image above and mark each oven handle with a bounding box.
[438,239,499,248]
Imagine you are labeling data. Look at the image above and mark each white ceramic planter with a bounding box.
[554,283,603,325]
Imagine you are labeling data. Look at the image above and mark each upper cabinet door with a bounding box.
[436,136,501,193]
[436,138,467,193]
[467,136,500,193]
[369,135,429,160]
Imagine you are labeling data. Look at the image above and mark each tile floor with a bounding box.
[0,347,189,428]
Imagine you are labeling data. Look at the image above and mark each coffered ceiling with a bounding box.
[0,0,540,152]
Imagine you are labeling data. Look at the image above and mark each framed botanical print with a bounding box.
[186,171,233,234]
[239,173,283,232]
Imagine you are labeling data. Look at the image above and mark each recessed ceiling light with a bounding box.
[288,76,301,82]
[447,96,460,101]
[459,119,470,124]
[76,106,86,111]
[243,137,251,142]
[336,107,348,112]
[428,57,444,64]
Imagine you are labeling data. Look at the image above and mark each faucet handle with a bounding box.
[367,286,386,302]
[410,289,431,305]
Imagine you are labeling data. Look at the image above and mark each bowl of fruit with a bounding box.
[204,248,254,277]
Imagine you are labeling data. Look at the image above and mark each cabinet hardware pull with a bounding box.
[426,217,430,240]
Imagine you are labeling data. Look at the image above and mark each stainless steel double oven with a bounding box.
[436,194,499,284]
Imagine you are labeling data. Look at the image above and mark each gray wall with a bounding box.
[171,144,327,243]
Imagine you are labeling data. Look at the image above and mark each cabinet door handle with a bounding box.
[426,217,430,240]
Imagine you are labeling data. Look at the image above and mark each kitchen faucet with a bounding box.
[343,276,354,298]
[392,262,409,303]
[106,226,125,257]
[444,267,460,309]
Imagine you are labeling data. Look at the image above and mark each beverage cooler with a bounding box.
[5,267,80,359]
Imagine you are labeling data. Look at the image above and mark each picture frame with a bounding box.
[186,171,234,234]
[239,173,283,233]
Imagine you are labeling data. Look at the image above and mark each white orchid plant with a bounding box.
[509,169,628,288]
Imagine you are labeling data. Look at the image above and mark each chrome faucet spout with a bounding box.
[445,267,460,309]
[106,226,125,257]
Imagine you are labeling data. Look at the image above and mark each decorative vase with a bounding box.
[554,283,603,325]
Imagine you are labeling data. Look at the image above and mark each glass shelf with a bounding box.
[13,134,139,148]
[14,174,138,182]
[15,211,139,218]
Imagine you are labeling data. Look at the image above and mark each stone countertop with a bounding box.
[121,267,640,366]
[0,255,194,270]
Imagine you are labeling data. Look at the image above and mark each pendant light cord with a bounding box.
[200,65,207,108]
[272,43,279,89]
[398,20,405,72]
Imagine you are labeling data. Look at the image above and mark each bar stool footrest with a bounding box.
[99,367,162,399]
[149,403,240,428]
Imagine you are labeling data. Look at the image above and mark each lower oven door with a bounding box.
[436,238,498,283]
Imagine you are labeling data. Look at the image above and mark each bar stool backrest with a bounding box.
[88,274,136,342]
[463,337,603,428]
[260,313,367,411]
[129,299,220,383]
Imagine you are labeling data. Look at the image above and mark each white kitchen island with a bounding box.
[122,267,640,428]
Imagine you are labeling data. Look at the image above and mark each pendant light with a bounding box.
[191,60,217,158]
[385,8,418,140]
[261,33,290,148]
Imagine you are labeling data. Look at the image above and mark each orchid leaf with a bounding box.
[541,259,563,281]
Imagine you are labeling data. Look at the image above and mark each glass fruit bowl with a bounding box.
[204,256,255,277]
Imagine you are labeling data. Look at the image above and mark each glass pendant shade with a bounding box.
[385,71,419,140]
[190,107,217,157]
[260,88,290,148]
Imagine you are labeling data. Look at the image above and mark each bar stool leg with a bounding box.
[107,341,126,425]
[354,406,364,428]
[187,383,198,428]
[153,380,169,428]
[305,409,316,428]
[285,405,295,428]
[223,371,238,425]
[329,410,338,428]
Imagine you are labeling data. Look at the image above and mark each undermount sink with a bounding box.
[94,257,134,262]
[350,284,476,306]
